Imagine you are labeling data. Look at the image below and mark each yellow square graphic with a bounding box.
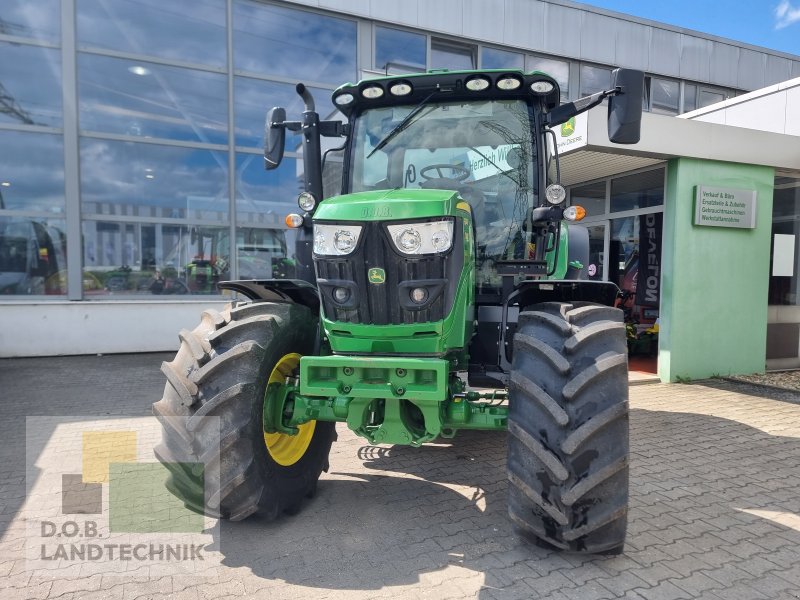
[82,431,138,483]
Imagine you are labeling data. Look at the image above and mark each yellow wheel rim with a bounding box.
[264,353,316,467]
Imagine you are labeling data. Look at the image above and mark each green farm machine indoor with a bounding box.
[153,67,644,554]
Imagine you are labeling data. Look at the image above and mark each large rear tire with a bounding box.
[152,301,336,521]
[507,302,629,553]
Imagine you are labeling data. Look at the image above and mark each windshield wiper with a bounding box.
[367,92,436,159]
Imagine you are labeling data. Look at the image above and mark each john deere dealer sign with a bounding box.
[694,186,757,229]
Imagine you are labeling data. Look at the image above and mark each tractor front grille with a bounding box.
[314,220,463,326]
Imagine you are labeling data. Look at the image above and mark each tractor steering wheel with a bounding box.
[420,164,471,183]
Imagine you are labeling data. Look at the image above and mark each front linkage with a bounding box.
[265,355,508,446]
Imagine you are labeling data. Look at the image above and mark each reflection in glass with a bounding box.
[234,77,336,148]
[579,64,611,97]
[76,0,226,67]
[375,27,426,73]
[769,175,800,306]
[233,1,356,84]
[0,216,67,295]
[610,169,664,213]
[586,224,605,281]
[683,83,697,113]
[0,131,65,212]
[529,56,569,100]
[80,140,229,221]
[430,39,476,71]
[611,215,638,293]
[83,221,229,296]
[0,0,61,42]
[235,154,299,227]
[699,90,725,109]
[78,54,228,143]
[570,181,605,217]
[236,226,295,280]
[0,43,62,127]
[481,47,524,70]
[650,78,679,115]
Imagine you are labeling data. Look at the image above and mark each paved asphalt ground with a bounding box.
[1,353,800,599]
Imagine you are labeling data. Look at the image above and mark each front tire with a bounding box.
[507,302,629,553]
[152,301,336,521]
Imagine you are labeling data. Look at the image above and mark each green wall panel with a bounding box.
[659,158,774,382]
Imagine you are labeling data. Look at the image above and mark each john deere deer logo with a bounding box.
[368,268,386,284]
[561,117,576,137]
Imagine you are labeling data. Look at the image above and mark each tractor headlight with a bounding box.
[313,223,363,256]
[386,219,454,255]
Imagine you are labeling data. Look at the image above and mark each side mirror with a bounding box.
[608,68,644,144]
[264,107,286,170]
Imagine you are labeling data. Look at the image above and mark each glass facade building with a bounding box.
[1,0,797,305]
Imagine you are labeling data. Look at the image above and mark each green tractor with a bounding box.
[153,67,644,553]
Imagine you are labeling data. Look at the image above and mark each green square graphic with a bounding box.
[62,473,102,514]
[109,462,204,533]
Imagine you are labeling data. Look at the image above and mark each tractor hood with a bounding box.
[313,189,464,222]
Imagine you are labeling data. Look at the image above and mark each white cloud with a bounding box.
[775,0,800,29]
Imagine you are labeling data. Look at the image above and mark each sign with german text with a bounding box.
[694,186,757,229]
[636,213,662,308]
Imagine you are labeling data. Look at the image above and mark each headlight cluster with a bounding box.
[313,224,363,256]
[387,220,454,255]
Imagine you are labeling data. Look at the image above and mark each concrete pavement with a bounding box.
[1,353,799,599]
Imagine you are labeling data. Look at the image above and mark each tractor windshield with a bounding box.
[350,99,537,294]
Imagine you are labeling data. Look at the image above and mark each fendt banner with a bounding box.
[636,212,662,308]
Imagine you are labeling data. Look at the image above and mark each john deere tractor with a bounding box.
[153,67,644,553]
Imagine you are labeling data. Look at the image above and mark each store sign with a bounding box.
[548,113,588,155]
[636,213,662,308]
[694,186,757,229]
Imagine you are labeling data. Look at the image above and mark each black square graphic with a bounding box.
[61,473,102,514]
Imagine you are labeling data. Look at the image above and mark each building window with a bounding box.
[375,27,426,73]
[683,83,697,113]
[698,89,726,109]
[610,169,665,213]
[234,77,335,148]
[78,54,228,144]
[481,47,524,70]
[0,42,62,127]
[0,132,67,295]
[529,56,569,101]
[77,0,227,67]
[579,64,611,97]
[769,175,800,306]
[649,78,680,115]
[571,181,606,218]
[2,0,61,42]
[233,1,357,84]
[430,38,476,71]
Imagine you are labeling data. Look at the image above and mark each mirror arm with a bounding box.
[545,86,621,126]
[319,121,350,137]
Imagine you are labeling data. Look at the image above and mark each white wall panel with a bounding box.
[615,21,650,71]
[709,42,739,88]
[579,12,617,65]
[794,61,800,79]
[463,0,504,43]
[542,3,581,59]
[725,92,787,133]
[502,0,545,50]
[320,0,368,15]
[416,0,461,35]
[765,55,793,86]
[679,34,711,82]
[649,28,681,76]
[737,48,766,90]
[786,86,800,136]
[369,0,420,29]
